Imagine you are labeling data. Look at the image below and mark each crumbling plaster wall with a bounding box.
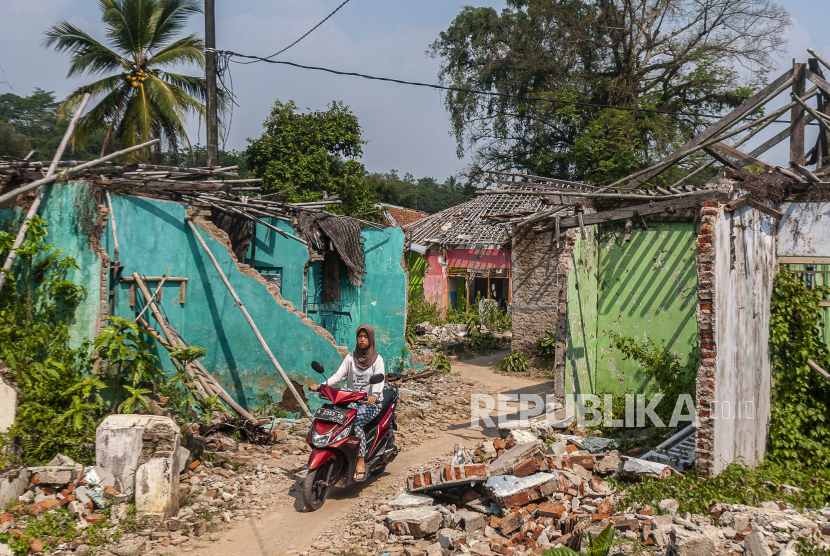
[696,202,775,476]
[98,195,350,412]
[777,202,830,257]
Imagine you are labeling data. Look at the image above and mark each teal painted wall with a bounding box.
[1,183,103,349]
[565,222,698,396]
[305,228,408,371]
[245,218,307,310]
[3,185,408,409]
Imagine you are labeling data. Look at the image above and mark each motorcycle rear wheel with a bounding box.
[303,463,331,511]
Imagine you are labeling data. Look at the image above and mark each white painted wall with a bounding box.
[777,202,830,257]
[0,374,17,434]
[712,206,776,474]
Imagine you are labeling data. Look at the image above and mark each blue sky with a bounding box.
[0,0,828,181]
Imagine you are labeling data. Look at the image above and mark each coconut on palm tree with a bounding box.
[45,0,220,161]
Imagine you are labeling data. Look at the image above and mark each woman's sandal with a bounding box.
[354,469,367,482]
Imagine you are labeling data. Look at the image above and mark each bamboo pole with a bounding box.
[133,273,255,420]
[0,138,161,205]
[186,218,313,419]
[138,317,210,401]
[134,268,168,322]
[0,94,91,295]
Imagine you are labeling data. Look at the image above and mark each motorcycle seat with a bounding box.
[365,388,396,428]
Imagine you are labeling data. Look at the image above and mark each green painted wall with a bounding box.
[407,252,426,298]
[565,222,698,395]
[566,229,599,396]
[595,222,698,394]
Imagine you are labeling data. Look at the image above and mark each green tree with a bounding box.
[430,0,790,185]
[0,89,107,160]
[44,0,217,160]
[246,100,376,219]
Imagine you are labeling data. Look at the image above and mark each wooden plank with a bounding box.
[806,69,830,97]
[792,62,807,166]
[121,276,188,282]
[807,358,830,385]
[620,69,794,189]
[129,283,135,307]
[747,199,783,220]
[578,212,586,240]
[724,196,749,211]
[704,147,741,170]
[710,143,776,173]
[624,219,631,241]
[179,282,186,304]
[555,217,560,249]
[820,300,830,307]
[548,191,720,229]
[778,256,830,265]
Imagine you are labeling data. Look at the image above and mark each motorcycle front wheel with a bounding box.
[303,462,332,511]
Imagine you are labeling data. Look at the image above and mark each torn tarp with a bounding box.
[295,211,366,287]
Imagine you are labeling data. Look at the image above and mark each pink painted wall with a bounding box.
[423,251,447,310]
[422,249,512,313]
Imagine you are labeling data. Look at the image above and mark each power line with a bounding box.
[235,0,353,65]
[217,49,813,125]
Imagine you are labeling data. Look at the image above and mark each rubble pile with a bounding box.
[409,322,511,361]
[324,428,830,556]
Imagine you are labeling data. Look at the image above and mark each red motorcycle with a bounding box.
[303,361,400,511]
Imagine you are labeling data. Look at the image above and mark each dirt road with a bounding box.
[194,353,553,556]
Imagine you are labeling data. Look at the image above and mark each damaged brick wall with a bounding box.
[695,201,775,476]
[511,228,581,401]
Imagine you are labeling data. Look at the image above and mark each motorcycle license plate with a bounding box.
[315,407,349,424]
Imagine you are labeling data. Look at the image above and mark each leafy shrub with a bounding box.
[470,331,500,354]
[767,269,830,467]
[540,523,615,556]
[609,333,698,425]
[406,295,443,328]
[499,351,529,373]
[429,353,452,373]
[618,460,830,514]
[0,217,210,467]
[538,331,556,358]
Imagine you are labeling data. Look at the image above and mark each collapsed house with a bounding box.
[480,56,830,477]
[0,162,408,416]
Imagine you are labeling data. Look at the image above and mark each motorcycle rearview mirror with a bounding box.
[311,361,325,374]
[369,374,385,385]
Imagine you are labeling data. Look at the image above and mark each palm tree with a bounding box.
[45,0,219,160]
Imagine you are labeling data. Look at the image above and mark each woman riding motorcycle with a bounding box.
[309,324,385,482]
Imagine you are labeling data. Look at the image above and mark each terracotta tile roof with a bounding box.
[377,204,428,228]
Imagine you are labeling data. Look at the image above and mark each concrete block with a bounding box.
[437,528,463,549]
[387,506,443,538]
[545,442,567,457]
[457,509,485,532]
[616,457,678,481]
[96,414,181,494]
[29,466,76,485]
[484,472,560,509]
[0,367,18,434]
[135,457,179,517]
[669,526,716,556]
[743,532,772,556]
[0,469,29,508]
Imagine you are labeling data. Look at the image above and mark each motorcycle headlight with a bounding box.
[332,425,352,444]
[312,430,334,448]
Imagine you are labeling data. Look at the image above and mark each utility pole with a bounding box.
[205,0,219,168]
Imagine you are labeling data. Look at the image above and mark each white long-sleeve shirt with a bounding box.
[322,354,385,400]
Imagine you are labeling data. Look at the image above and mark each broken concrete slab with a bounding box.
[29,466,77,485]
[486,441,543,477]
[581,437,618,453]
[668,526,717,556]
[484,472,562,509]
[456,509,485,532]
[407,464,488,492]
[135,457,179,518]
[389,492,434,508]
[616,457,679,481]
[545,442,567,457]
[386,506,443,538]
